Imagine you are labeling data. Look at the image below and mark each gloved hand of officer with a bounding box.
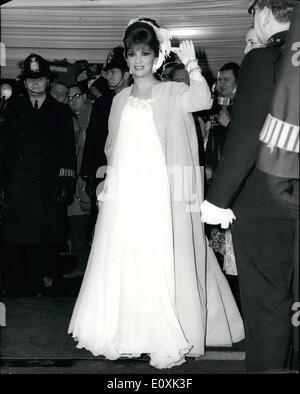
[200,199,236,229]
[57,187,74,206]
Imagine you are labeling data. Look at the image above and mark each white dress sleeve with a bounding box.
[178,75,212,113]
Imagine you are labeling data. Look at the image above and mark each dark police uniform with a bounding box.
[0,54,76,296]
[206,30,296,371]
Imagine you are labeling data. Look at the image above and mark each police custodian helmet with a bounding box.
[102,47,129,72]
[22,53,51,79]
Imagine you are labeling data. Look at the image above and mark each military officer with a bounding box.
[256,2,299,370]
[201,0,296,371]
[0,53,76,297]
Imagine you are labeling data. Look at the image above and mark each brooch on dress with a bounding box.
[128,95,155,109]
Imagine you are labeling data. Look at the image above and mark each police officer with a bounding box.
[0,53,76,297]
[81,47,131,235]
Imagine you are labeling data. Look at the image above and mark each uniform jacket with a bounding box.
[257,5,299,219]
[0,93,76,244]
[206,31,293,219]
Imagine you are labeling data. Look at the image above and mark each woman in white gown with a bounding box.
[68,17,245,369]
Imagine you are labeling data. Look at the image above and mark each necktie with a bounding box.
[34,100,39,111]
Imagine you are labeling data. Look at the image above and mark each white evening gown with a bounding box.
[68,97,244,369]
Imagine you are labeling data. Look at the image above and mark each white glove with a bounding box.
[173,40,196,66]
[200,200,236,229]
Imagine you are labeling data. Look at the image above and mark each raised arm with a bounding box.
[174,40,212,112]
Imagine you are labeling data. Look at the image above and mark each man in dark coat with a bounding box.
[81,47,131,234]
[205,62,240,182]
[0,53,76,297]
[256,1,299,369]
[256,2,299,218]
[200,0,296,372]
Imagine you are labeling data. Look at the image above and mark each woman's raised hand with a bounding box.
[172,40,196,66]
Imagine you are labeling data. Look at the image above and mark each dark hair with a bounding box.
[169,63,186,80]
[68,84,82,92]
[256,0,294,23]
[123,17,160,58]
[69,82,89,96]
[162,61,178,72]
[219,62,240,81]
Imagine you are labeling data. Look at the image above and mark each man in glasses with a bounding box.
[201,0,295,372]
[0,53,76,297]
[63,85,93,278]
[67,88,85,115]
